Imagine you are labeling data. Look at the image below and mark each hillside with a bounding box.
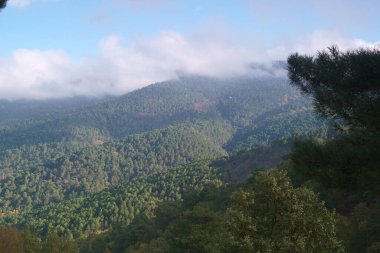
[0,122,227,212]
[0,75,331,244]
[0,76,320,149]
[2,161,223,238]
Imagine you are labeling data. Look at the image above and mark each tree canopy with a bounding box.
[287,46,380,132]
[224,170,342,253]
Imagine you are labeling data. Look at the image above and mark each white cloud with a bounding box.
[9,0,31,7]
[0,30,378,99]
[9,0,61,7]
[267,30,380,60]
[353,39,380,49]
[0,31,258,99]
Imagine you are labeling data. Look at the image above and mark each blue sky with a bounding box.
[0,0,379,99]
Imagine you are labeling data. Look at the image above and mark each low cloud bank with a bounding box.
[0,30,378,99]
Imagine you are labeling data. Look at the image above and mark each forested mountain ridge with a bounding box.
[0,0,378,250]
[0,96,106,123]
[0,76,320,149]
[0,76,327,216]
[0,75,334,251]
[61,47,379,253]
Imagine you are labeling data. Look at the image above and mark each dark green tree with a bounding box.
[287,46,380,132]
[287,46,380,196]
[287,46,380,252]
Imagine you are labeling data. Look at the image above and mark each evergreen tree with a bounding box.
[287,46,380,132]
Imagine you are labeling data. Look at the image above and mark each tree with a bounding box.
[223,170,342,253]
[287,46,380,132]
[42,231,79,253]
[21,229,40,253]
[290,134,380,196]
[287,46,380,197]
[0,0,7,10]
[287,46,380,252]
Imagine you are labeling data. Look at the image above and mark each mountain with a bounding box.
[0,49,376,253]
[0,96,106,123]
[0,75,329,240]
[0,76,321,149]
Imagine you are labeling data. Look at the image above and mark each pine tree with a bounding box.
[287,46,380,132]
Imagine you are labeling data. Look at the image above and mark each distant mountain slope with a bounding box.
[0,75,328,209]
[226,98,330,152]
[0,76,304,149]
[0,97,105,123]
[0,122,227,212]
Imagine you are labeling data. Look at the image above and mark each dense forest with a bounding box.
[0,76,325,215]
[0,123,227,212]
[0,47,378,253]
[2,161,223,238]
[0,76,321,149]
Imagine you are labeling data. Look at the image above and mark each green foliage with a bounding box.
[287,46,380,252]
[0,75,333,252]
[0,76,326,216]
[0,123,226,212]
[227,98,331,152]
[290,131,380,197]
[84,183,234,253]
[347,202,380,253]
[83,170,342,253]
[0,225,79,253]
[165,205,222,253]
[3,162,223,238]
[0,76,322,150]
[223,170,342,253]
[0,97,107,149]
[288,46,380,132]
[0,97,102,123]
[42,231,79,253]
[217,77,296,127]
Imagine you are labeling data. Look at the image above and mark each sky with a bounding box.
[0,0,379,99]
